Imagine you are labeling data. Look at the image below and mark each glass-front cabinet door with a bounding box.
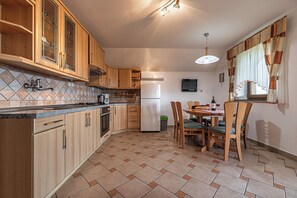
[36,0,60,69]
[61,10,77,75]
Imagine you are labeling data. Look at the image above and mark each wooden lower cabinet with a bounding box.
[113,105,127,132]
[33,126,65,198]
[128,105,140,129]
[0,108,104,198]
[65,112,81,175]
[79,109,98,162]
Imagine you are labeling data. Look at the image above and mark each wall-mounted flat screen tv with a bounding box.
[182,79,197,92]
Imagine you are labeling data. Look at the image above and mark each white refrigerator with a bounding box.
[141,84,161,132]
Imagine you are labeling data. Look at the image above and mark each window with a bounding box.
[234,43,269,101]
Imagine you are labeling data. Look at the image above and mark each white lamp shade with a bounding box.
[195,55,219,64]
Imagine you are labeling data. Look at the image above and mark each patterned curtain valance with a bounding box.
[227,16,287,60]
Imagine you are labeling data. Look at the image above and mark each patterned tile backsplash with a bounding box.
[0,63,102,108]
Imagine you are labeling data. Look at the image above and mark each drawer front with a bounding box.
[34,115,65,134]
[128,119,140,129]
[128,105,140,117]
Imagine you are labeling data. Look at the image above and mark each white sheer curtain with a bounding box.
[234,43,269,97]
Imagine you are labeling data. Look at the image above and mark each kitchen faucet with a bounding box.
[23,79,54,92]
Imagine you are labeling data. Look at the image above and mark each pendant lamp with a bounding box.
[195,33,219,64]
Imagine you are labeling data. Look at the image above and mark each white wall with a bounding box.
[214,7,297,156]
[142,71,215,125]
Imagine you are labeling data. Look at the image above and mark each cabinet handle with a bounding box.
[59,52,63,68]
[63,129,66,149]
[63,53,66,69]
[115,107,116,115]
[88,113,91,127]
[91,52,93,63]
[85,113,88,127]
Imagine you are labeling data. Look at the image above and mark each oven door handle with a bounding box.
[101,112,110,116]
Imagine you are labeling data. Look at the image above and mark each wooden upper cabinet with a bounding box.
[0,0,34,61]
[108,67,118,88]
[76,24,89,80]
[89,35,105,72]
[35,0,61,70]
[118,69,132,89]
[60,8,77,76]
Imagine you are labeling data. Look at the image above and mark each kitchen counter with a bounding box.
[0,103,140,119]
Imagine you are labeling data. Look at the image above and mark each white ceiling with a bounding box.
[62,0,297,71]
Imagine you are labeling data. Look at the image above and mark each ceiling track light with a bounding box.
[160,0,180,17]
[195,33,219,64]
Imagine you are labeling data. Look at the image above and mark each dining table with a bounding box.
[184,107,225,126]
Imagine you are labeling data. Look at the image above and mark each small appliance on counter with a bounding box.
[98,94,109,105]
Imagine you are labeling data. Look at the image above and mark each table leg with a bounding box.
[211,117,219,126]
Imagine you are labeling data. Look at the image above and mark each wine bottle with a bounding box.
[211,96,216,111]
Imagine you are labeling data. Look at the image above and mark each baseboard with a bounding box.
[247,137,297,161]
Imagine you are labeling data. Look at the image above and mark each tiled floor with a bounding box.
[54,129,297,198]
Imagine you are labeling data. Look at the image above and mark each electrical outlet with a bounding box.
[68,81,75,87]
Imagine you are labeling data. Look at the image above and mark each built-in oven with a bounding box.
[101,106,110,137]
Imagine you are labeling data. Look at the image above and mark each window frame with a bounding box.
[235,81,267,102]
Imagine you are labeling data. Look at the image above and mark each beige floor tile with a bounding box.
[146,157,170,171]
[285,187,297,198]
[115,150,137,160]
[215,163,243,177]
[214,173,247,194]
[112,193,124,198]
[172,154,194,165]
[247,179,285,198]
[164,161,192,177]
[81,164,110,182]
[143,186,178,198]
[75,160,95,173]
[191,158,217,171]
[89,153,111,164]
[214,186,246,198]
[181,178,216,198]
[156,152,176,161]
[187,167,217,185]
[116,178,151,198]
[97,170,129,192]
[56,176,89,198]
[155,172,187,193]
[100,156,125,169]
[134,166,162,184]
[103,147,122,156]
[115,161,142,176]
[128,154,151,165]
[242,167,273,185]
[265,162,296,176]
[274,173,297,190]
[70,184,109,198]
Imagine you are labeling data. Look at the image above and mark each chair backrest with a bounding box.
[187,101,200,109]
[224,102,247,136]
[242,102,253,126]
[170,101,178,126]
[187,101,193,109]
[175,101,184,129]
[194,101,200,106]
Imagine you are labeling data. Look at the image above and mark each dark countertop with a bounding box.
[0,103,140,119]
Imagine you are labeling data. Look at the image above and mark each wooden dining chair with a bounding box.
[242,102,253,148]
[170,101,179,142]
[176,101,205,149]
[187,101,200,122]
[208,102,247,161]
[218,102,253,149]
